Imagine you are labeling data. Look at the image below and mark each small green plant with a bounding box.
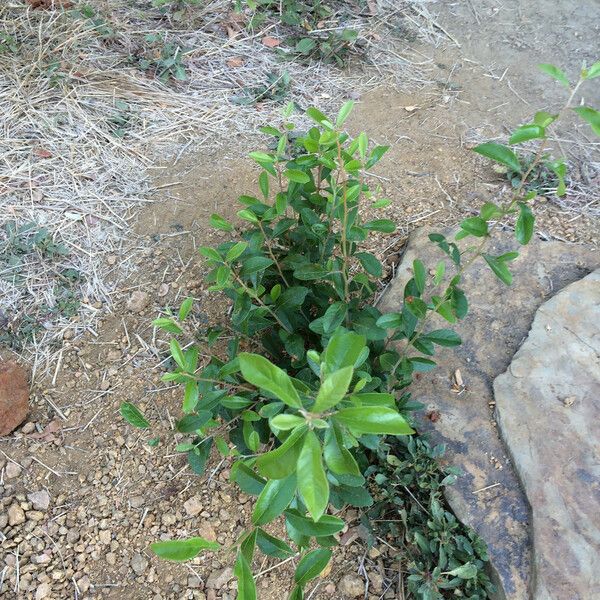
[231,71,292,106]
[368,436,495,599]
[152,0,202,21]
[121,61,599,599]
[136,35,188,83]
[291,28,358,66]
[71,5,115,40]
[0,32,18,54]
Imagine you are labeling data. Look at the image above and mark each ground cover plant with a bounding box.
[121,60,600,599]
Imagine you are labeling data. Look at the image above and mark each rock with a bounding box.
[183,495,203,517]
[339,574,364,598]
[35,582,51,600]
[0,361,29,436]
[206,567,233,590]
[126,291,150,313]
[8,503,26,526]
[187,574,203,589]
[131,552,148,575]
[21,421,35,434]
[130,495,144,508]
[494,269,600,599]
[378,228,599,599]
[28,490,51,511]
[5,461,22,479]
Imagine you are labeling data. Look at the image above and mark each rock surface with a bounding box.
[0,360,29,435]
[494,269,600,599]
[379,228,600,599]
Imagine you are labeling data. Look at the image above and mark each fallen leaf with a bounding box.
[226,57,245,68]
[34,148,53,159]
[262,36,281,48]
[403,105,419,112]
[28,418,62,441]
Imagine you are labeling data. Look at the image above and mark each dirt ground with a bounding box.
[1,1,599,599]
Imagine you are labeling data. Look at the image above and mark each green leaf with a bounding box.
[363,219,395,233]
[447,563,478,579]
[336,100,354,128]
[509,124,545,145]
[573,106,600,136]
[170,339,187,370]
[483,254,513,285]
[297,431,329,521]
[366,145,389,168]
[252,473,297,525]
[376,312,403,330]
[424,329,462,347]
[151,537,220,561]
[472,142,521,172]
[321,301,347,333]
[459,217,488,237]
[256,529,294,558]
[295,37,316,54]
[533,111,558,128]
[285,510,345,537]
[294,549,332,586]
[120,402,149,429]
[259,171,270,199]
[152,317,183,334]
[234,552,257,600]
[288,585,304,600]
[176,412,211,433]
[313,366,353,413]
[210,214,234,232]
[515,202,534,245]
[256,426,307,479]
[240,256,273,276]
[284,169,310,184]
[584,61,600,80]
[182,381,199,413]
[412,259,426,294]
[548,159,567,196]
[355,252,382,277]
[239,353,301,408]
[294,263,329,280]
[306,107,333,129]
[405,297,428,319]
[335,407,414,435]
[226,241,248,262]
[270,414,305,430]
[231,462,266,495]
[178,297,194,321]
[538,63,570,88]
[188,439,212,475]
[323,330,367,372]
[323,423,362,479]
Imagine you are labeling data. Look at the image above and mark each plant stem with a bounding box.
[387,78,583,390]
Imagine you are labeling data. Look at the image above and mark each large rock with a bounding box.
[0,361,29,436]
[494,269,600,599]
[378,228,599,599]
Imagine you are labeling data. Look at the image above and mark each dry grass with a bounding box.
[0,0,443,373]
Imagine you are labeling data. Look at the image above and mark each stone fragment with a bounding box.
[126,291,149,313]
[206,567,233,590]
[28,490,51,511]
[183,495,203,517]
[8,503,26,526]
[35,582,51,600]
[494,269,600,599]
[131,552,148,575]
[0,361,29,436]
[338,574,364,598]
[5,461,22,479]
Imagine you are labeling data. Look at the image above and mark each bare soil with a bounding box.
[1,1,599,599]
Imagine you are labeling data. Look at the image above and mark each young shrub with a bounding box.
[122,61,599,599]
